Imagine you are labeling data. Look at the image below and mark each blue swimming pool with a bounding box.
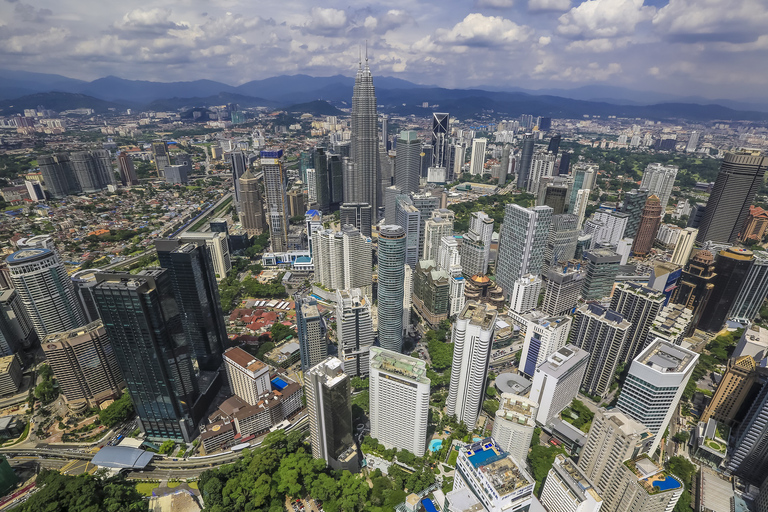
[468,448,498,467]
[429,439,443,452]
[473,437,482,442]
[650,476,682,492]
[271,377,288,390]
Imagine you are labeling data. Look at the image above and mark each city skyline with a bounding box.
[1,1,767,101]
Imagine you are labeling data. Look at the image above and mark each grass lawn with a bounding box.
[135,482,160,496]
[167,481,181,488]
[188,482,198,490]
[447,449,458,466]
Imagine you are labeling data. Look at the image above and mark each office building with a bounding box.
[497,145,511,186]
[24,180,45,201]
[395,130,421,194]
[578,409,655,499]
[432,113,450,168]
[685,131,699,153]
[464,211,494,275]
[238,168,266,236]
[529,343,589,426]
[447,302,497,429]
[412,193,441,259]
[740,205,768,242]
[452,437,534,512]
[313,226,373,294]
[607,456,683,512]
[151,142,171,176]
[571,189,591,229]
[155,240,227,370]
[69,150,114,192]
[38,153,80,198]
[631,195,662,256]
[621,188,649,239]
[519,311,572,378]
[0,289,34,354]
[296,298,327,372]
[223,347,271,406]
[570,165,597,211]
[509,275,542,315]
[517,133,535,190]
[6,248,85,337]
[339,202,373,239]
[617,339,698,454]
[164,164,188,185]
[491,394,538,464]
[730,250,768,323]
[395,197,421,268]
[699,247,754,332]
[0,354,21,396]
[305,357,358,472]
[540,455,603,512]
[728,378,768,484]
[377,226,406,352]
[646,303,692,346]
[369,347,430,456]
[541,181,570,215]
[117,152,139,186]
[497,205,552,298]
[671,227,697,266]
[41,321,124,410]
[697,151,768,244]
[93,270,199,441]
[422,210,454,262]
[640,163,678,212]
[543,214,579,272]
[336,289,374,377]
[700,355,756,425]
[469,138,487,176]
[542,264,584,316]
[286,189,305,218]
[227,151,247,205]
[589,211,629,248]
[349,56,379,208]
[527,151,556,194]
[671,249,716,334]
[175,231,231,279]
[571,304,631,398]
[412,260,451,329]
[581,249,621,300]
[610,282,665,363]
[261,149,289,252]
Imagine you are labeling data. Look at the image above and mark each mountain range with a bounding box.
[2,69,768,122]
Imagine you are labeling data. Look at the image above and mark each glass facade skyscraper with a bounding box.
[496,204,552,299]
[377,225,406,352]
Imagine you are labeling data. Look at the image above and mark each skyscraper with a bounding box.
[296,297,327,372]
[730,250,768,322]
[671,249,717,334]
[313,226,373,295]
[336,289,374,377]
[571,304,631,398]
[621,188,649,239]
[543,214,579,272]
[377,226,406,352]
[728,377,768,484]
[491,393,538,464]
[432,113,450,168]
[616,339,698,454]
[581,249,621,300]
[349,55,379,209]
[496,205,552,298]
[261,149,289,252]
[571,188,591,229]
[609,282,665,363]
[569,165,597,213]
[517,133,535,190]
[540,455,603,512]
[530,345,589,426]
[306,357,359,472]
[468,211,494,274]
[394,130,421,194]
[117,152,139,186]
[151,141,171,176]
[422,210,454,262]
[639,163,678,212]
[509,274,542,315]
[547,134,561,157]
[223,347,271,406]
[155,239,227,371]
[38,153,80,198]
[697,151,768,244]
[369,347,430,456]
[671,227,697,266]
[686,131,699,153]
[447,302,496,429]
[70,150,113,193]
[698,247,755,332]
[0,290,35,354]
[519,311,572,378]
[469,138,487,176]
[395,197,421,268]
[227,150,247,205]
[542,264,584,316]
[238,168,266,236]
[176,231,231,280]
[339,202,373,239]
[94,269,199,441]
[6,248,85,336]
[631,195,662,256]
[700,355,756,425]
[526,150,556,194]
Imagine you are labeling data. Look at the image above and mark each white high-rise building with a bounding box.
[540,454,603,512]
[469,211,494,273]
[510,274,542,315]
[422,210,454,262]
[447,302,497,429]
[306,168,317,203]
[617,338,698,454]
[530,345,590,426]
[403,263,413,335]
[438,236,463,278]
[178,231,231,280]
[313,226,373,296]
[572,189,591,229]
[590,211,629,247]
[469,138,487,175]
[497,205,552,299]
[686,131,699,153]
[491,393,538,464]
[336,289,374,377]
[516,311,572,378]
[527,151,556,194]
[223,347,271,406]
[449,275,466,317]
[671,227,698,266]
[369,347,430,456]
[640,163,678,213]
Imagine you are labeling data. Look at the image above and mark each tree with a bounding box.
[672,431,690,444]
[350,377,369,391]
[158,440,175,455]
[99,393,135,428]
[34,380,57,404]
[271,322,296,342]
[528,445,565,496]
[20,470,146,512]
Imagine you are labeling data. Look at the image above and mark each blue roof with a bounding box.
[90,446,154,469]
[306,209,321,216]
[6,248,52,264]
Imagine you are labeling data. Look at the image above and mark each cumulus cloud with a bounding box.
[529,0,571,12]
[363,10,411,34]
[13,3,52,23]
[434,13,533,47]
[557,0,655,39]
[653,0,768,43]
[303,7,349,36]
[115,8,187,35]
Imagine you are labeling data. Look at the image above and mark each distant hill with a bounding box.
[0,92,124,115]
[144,92,278,111]
[284,100,343,116]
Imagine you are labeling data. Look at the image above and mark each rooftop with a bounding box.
[552,455,602,504]
[460,302,497,330]
[624,455,682,495]
[0,355,16,373]
[497,393,537,425]
[90,446,154,469]
[637,338,697,374]
[369,347,429,383]
[462,438,534,497]
[224,347,268,374]
[539,345,589,378]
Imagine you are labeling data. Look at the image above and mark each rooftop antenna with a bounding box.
[358,45,362,68]
[365,40,368,63]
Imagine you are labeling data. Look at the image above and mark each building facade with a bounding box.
[530,345,590,426]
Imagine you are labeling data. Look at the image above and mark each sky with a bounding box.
[1,0,767,100]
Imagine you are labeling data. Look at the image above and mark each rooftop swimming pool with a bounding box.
[648,475,682,492]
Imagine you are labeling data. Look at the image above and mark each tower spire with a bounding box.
[358,45,362,68]
[365,40,368,63]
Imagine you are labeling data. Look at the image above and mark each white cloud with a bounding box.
[538,36,551,45]
[363,10,411,34]
[303,7,349,36]
[435,13,533,47]
[529,0,571,12]
[116,8,187,34]
[653,0,768,43]
[557,0,655,39]
[566,37,631,52]
[477,0,515,8]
